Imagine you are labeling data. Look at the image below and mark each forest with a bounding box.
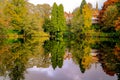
[0,0,120,38]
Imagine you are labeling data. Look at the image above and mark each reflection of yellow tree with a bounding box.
[82,46,92,69]
[0,37,49,79]
[71,37,95,73]
[25,37,50,68]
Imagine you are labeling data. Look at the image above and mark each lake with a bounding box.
[0,37,119,80]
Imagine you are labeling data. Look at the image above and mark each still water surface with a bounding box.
[0,37,119,80]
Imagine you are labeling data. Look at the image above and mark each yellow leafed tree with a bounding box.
[82,4,92,29]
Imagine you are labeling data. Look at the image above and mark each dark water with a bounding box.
[0,37,120,80]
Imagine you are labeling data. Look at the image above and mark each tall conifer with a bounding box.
[80,0,86,14]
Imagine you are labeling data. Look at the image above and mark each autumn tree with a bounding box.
[98,0,120,32]
[0,0,50,36]
[98,0,119,20]
[101,5,118,32]
[71,0,93,38]
[82,4,92,33]
[0,0,10,35]
[26,3,51,36]
[115,1,120,31]
[4,0,28,36]
[115,17,120,31]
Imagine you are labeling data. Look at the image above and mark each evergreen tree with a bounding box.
[51,2,58,33]
[51,3,66,36]
[58,4,66,32]
[80,0,86,14]
[50,3,66,37]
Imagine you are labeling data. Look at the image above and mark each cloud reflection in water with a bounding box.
[25,59,117,80]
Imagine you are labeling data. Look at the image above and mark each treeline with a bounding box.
[1,0,120,38]
[0,0,51,37]
[70,0,120,38]
[43,0,94,39]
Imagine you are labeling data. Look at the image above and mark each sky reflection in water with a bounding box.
[25,59,117,80]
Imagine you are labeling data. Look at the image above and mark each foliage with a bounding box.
[71,8,83,32]
[80,0,86,14]
[0,37,49,79]
[97,39,120,78]
[43,18,53,34]
[115,17,120,31]
[101,5,118,32]
[71,7,84,38]
[71,37,94,72]
[49,3,66,37]
[58,4,66,32]
[4,0,27,32]
[82,4,92,32]
[43,39,66,69]
[0,0,51,37]
[51,3,59,33]
[71,2,93,37]
[98,0,120,33]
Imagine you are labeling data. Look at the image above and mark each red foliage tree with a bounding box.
[98,0,119,26]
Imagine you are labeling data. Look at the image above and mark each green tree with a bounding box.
[71,7,84,38]
[51,2,58,33]
[43,18,53,34]
[45,3,66,37]
[43,39,65,69]
[80,0,86,14]
[58,4,66,33]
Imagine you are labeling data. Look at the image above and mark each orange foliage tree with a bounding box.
[98,0,120,32]
[115,17,120,31]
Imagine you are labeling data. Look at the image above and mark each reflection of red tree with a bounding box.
[98,53,116,76]
[114,46,120,59]
[101,63,116,76]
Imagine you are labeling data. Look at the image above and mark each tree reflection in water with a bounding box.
[96,39,120,80]
[43,38,66,69]
[0,37,120,80]
[0,37,49,80]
